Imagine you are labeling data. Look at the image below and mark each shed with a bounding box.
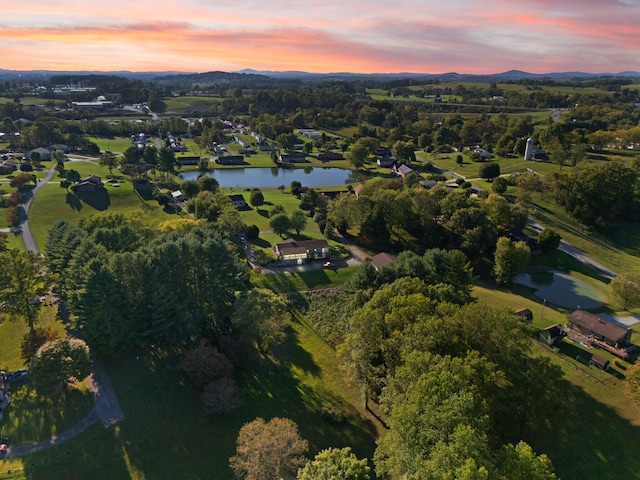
[590,353,610,371]
[514,308,533,323]
[539,324,564,347]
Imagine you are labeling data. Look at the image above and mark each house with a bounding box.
[369,252,397,271]
[318,151,344,161]
[392,164,415,178]
[567,310,632,347]
[273,239,330,265]
[132,178,152,192]
[0,160,17,174]
[47,144,71,153]
[171,190,184,202]
[377,156,395,167]
[228,194,249,209]
[539,324,564,347]
[75,176,103,192]
[280,152,306,164]
[238,147,255,155]
[176,156,201,166]
[590,353,610,371]
[26,147,52,161]
[216,155,244,165]
[514,308,533,323]
[375,147,392,157]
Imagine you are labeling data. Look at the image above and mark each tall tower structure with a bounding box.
[524,137,535,160]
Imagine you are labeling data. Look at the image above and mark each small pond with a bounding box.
[179,167,368,187]
[513,270,606,310]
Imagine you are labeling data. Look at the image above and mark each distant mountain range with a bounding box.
[1,67,639,83]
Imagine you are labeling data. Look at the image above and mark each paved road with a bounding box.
[5,409,99,458]
[527,219,617,278]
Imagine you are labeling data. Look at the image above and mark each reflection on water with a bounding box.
[179,166,357,187]
[514,270,605,310]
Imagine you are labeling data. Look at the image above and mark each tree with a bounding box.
[269,213,292,236]
[493,237,530,285]
[536,228,561,253]
[478,162,500,180]
[99,151,119,175]
[21,326,60,364]
[52,149,67,165]
[201,377,242,415]
[197,175,219,193]
[9,172,35,190]
[492,176,508,194]
[456,154,464,167]
[232,288,291,352]
[29,337,92,390]
[348,142,369,169]
[290,210,307,235]
[0,250,48,331]
[229,417,309,480]
[66,169,81,184]
[182,180,201,199]
[494,442,558,480]
[298,447,370,480]
[250,188,265,207]
[181,339,234,389]
[610,272,640,309]
[290,180,302,196]
[392,140,416,163]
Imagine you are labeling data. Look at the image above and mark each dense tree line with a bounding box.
[45,215,247,358]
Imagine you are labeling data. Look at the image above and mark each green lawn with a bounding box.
[0,306,65,370]
[252,266,359,294]
[0,317,380,480]
[3,231,25,252]
[28,176,175,251]
[86,136,134,154]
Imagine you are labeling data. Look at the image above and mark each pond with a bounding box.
[179,167,368,188]
[513,270,606,310]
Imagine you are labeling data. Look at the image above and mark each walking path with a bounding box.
[4,164,125,458]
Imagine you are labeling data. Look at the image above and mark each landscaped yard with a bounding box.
[0,316,381,480]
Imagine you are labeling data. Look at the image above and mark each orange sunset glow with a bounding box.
[1,0,640,73]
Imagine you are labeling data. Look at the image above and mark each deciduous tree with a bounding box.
[29,337,92,390]
[298,447,370,480]
[230,417,308,480]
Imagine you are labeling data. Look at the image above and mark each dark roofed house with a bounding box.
[280,152,306,164]
[215,155,244,165]
[0,160,17,174]
[228,194,249,210]
[75,175,103,192]
[539,324,564,347]
[176,156,200,166]
[567,310,632,347]
[318,151,344,161]
[369,252,397,271]
[47,144,71,153]
[273,239,330,265]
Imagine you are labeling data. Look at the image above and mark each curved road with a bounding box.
[5,165,125,458]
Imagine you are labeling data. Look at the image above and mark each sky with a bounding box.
[2,0,640,74]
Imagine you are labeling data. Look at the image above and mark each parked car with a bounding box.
[0,443,7,457]
[323,261,332,268]
[6,369,28,382]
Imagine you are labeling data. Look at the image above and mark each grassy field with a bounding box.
[86,136,134,154]
[252,267,358,293]
[0,306,65,371]
[28,169,175,250]
[0,317,381,480]
[163,95,222,111]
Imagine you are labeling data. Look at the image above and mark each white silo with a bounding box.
[524,137,535,161]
